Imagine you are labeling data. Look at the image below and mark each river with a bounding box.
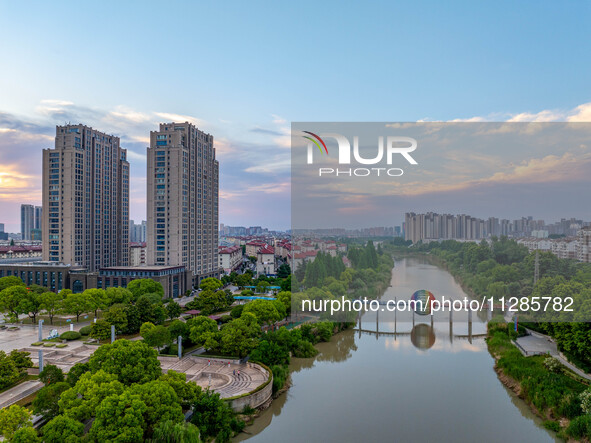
[235,257,558,442]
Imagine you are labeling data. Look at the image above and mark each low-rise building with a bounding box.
[0,262,190,299]
[256,245,275,276]
[129,242,147,267]
[0,245,43,264]
[219,245,242,274]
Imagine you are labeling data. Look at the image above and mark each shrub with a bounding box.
[59,331,81,341]
[567,414,591,440]
[43,343,55,347]
[580,389,591,414]
[557,393,583,419]
[270,364,289,394]
[31,342,43,346]
[56,344,68,348]
[79,325,92,336]
[542,420,560,432]
[543,356,562,373]
[292,339,318,358]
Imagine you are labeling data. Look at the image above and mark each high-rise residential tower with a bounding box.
[34,206,42,230]
[20,204,35,240]
[147,122,219,285]
[42,124,130,271]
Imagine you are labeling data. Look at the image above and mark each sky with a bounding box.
[0,0,590,232]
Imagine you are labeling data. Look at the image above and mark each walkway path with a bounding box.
[0,380,44,409]
[515,328,591,381]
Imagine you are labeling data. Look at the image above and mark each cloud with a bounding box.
[153,112,207,128]
[250,127,284,136]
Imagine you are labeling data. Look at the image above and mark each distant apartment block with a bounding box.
[20,204,35,240]
[578,228,591,263]
[517,227,591,263]
[130,220,147,243]
[147,122,219,285]
[42,124,129,271]
[130,242,147,266]
[404,212,589,244]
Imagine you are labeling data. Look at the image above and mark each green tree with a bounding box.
[152,420,202,443]
[9,350,32,371]
[62,292,93,322]
[89,391,147,442]
[276,263,291,279]
[250,340,290,366]
[219,314,259,357]
[65,362,90,386]
[158,371,201,408]
[83,288,107,317]
[0,276,25,291]
[123,304,142,334]
[166,301,182,320]
[90,319,112,341]
[242,299,281,326]
[168,320,190,343]
[104,303,128,334]
[11,426,40,443]
[39,291,63,325]
[0,405,32,441]
[199,277,223,292]
[42,415,84,443]
[105,287,133,306]
[190,390,242,442]
[235,273,251,289]
[188,316,219,349]
[39,364,65,385]
[136,295,157,324]
[127,279,164,301]
[0,285,28,322]
[0,351,21,389]
[59,370,124,422]
[143,325,171,352]
[88,339,161,385]
[32,381,70,420]
[20,290,42,324]
[130,380,184,431]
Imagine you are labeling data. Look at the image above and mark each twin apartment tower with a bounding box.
[41,122,219,283]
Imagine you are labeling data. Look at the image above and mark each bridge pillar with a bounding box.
[394,297,397,337]
[376,308,379,339]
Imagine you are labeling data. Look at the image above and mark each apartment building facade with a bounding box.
[147,122,219,285]
[42,124,130,271]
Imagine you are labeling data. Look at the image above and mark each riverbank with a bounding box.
[487,321,590,440]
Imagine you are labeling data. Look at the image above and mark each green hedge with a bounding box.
[60,331,82,341]
[79,325,92,336]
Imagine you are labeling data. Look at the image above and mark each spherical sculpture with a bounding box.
[410,289,435,316]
